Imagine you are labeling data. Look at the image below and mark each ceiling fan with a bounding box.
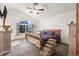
[26,3,44,14]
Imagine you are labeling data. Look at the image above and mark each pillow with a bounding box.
[47,31,55,35]
[42,31,47,34]
[55,32,60,36]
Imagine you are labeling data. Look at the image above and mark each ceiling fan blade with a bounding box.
[26,7,32,9]
[33,3,39,10]
[29,11,33,13]
[38,9,44,11]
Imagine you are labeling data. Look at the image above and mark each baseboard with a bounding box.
[60,42,69,46]
[0,50,11,56]
[11,38,25,42]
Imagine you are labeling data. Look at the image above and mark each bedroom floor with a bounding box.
[3,39,68,56]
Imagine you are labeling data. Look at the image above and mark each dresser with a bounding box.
[68,24,76,56]
[0,31,11,55]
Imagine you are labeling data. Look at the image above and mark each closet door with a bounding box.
[68,24,76,56]
[77,4,79,55]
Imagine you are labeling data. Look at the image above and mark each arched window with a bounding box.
[17,20,32,35]
[20,21,28,24]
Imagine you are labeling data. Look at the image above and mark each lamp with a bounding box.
[0,5,11,31]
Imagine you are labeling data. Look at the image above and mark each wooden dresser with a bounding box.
[0,31,11,55]
[68,24,76,56]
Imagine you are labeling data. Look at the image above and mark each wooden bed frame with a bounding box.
[25,29,61,49]
[25,33,42,49]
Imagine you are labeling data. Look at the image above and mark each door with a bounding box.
[76,4,79,55]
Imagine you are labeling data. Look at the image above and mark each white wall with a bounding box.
[0,9,39,39]
[0,5,76,44]
[38,10,76,44]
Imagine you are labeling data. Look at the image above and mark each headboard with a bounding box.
[43,29,61,35]
[39,29,61,44]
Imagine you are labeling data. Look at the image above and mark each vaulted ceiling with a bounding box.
[0,3,76,19]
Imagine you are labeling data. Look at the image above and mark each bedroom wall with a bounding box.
[0,4,76,44]
[0,9,39,40]
[38,10,76,44]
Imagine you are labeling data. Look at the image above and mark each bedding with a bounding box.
[41,30,60,46]
[26,29,61,49]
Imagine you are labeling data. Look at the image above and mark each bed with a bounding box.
[25,29,61,49]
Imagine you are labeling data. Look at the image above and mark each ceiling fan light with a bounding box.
[37,12,39,14]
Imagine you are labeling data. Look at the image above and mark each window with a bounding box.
[17,20,32,35]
